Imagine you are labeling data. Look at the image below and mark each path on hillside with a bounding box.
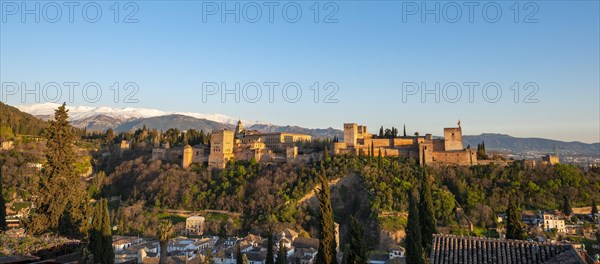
[142,207,241,218]
[296,172,361,206]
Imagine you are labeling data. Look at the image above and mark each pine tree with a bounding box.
[562,195,573,216]
[266,232,275,264]
[28,103,89,237]
[88,199,114,264]
[345,216,367,264]
[315,166,337,264]
[158,220,174,264]
[0,161,7,231]
[506,198,524,240]
[592,199,598,218]
[419,168,436,253]
[277,241,288,264]
[406,190,424,264]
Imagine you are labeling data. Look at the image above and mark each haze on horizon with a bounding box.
[1,1,598,143]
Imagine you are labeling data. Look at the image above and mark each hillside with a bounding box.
[463,133,600,156]
[0,102,47,138]
[114,114,232,132]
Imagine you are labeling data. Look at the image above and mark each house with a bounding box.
[1,140,14,150]
[542,213,566,233]
[185,216,205,236]
[113,236,144,252]
[429,234,586,264]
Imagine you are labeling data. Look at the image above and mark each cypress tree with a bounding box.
[277,241,288,264]
[346,216,367,264]
[562,195,573,216]
[236,244,243,264]
[28,103,89,237]
[403,124,406,137]
[379,126,384,138]
[266,232,275,264]
[592,199,598,218]
[406,190,424,264]
[88,199,114,264]
[315,166,337,264]
[0,161,6,231]
[419,168,436,253]
[506,197,524,240]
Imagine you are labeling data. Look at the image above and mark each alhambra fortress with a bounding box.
[145,120,483,168]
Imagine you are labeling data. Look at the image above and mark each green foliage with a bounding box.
[27,103,89,238]
[406,190,424,264]
[344,216,367,264]
[315,167,337,264]
[419,168,436,253]
[562,195,573,216]
[506,197,525,240]
[277,241,287,264]
[158,220,174,264]
[88,199,114,264]
[267,232,275,264]
[0,161,6,231]
[0,102,47,137]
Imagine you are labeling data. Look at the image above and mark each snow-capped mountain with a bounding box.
[16,103,269,126]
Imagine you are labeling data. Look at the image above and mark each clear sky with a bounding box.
[1,1,599,143]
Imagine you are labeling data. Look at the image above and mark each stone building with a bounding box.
[1,140,14,150]
[185,216,205,236]
[208,130,235,168]
[542,154,560,165]
[333,122,477,166]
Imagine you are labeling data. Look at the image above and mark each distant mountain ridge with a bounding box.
[463,133,599,156]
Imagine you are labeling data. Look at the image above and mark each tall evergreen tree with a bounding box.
[158,220,174,264]
[266,232,275,264]
[592,199,598,218]
[419,168,436,253]
[203,248,215,264]
[379,126,384,138]
[88,199,114,264]
[406,190,424,264]
[0,160,7,231]
[403,124,406,137]
[28,103,89,237]
[345,216,367,264]
[315,167,337,264]
[506,197,524,240]
[236,244,244,264]
[562,195,573,216]
[277,241,288,264]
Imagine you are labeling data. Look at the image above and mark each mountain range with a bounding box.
[11,103,600,156]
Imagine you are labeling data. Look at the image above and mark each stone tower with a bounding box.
[208,130,235,168]
[235,119,244,139]
[443,127,463,151]
[343,123,358,147]
[182,145,193,168]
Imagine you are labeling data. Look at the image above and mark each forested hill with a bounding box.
[0,102,47,138]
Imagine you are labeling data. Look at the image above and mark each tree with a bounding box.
[562,195,573,216]
[277,241,288,264]
[592,199,598,218]
[315,166,337,264]
[203,248,215,264]
[345,217,367,264]
[506,198,525,240]
[403,124,406,137]
[88,199,114,264]
[158,220,174,264]
[28,103,89,237]
[266,232,275,264]
[406,190,424,264]
[236,244,244,264]
[242,255,249,264]
[419,169,436,253]
[379,126,384,138]
[0,160,7,231]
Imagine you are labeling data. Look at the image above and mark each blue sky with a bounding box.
[1,1,599,143]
